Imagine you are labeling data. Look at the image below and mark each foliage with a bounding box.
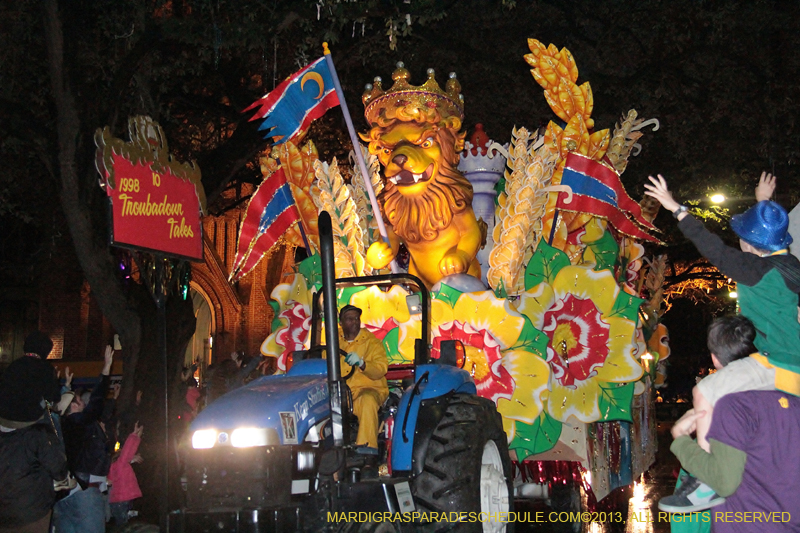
[662,259,736,315]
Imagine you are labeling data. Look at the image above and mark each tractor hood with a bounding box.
[190,360,330,445]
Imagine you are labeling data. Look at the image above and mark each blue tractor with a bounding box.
[180,212,513,532]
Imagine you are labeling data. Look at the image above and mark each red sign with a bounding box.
[96,116,206,260]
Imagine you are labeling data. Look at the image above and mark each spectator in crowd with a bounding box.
[107,421,144,527]
[646,173,800,511]
[204,354,238,405]
[0,331,61,429]
[230,351,265,389]
[0,421,70,532]
[53,345,116,533]
[661,315,758,516]
[668,389,800,532]
[0,331,72,533]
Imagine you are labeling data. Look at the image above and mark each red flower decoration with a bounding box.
[364,318,399,341]
[543,295,610,388]
[275,302,310,369]
[432,321,515,403]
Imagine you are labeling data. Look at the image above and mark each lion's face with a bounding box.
[373,121,446,197]
[365,119,472,244]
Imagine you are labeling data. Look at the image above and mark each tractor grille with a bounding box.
[185,445,293,510]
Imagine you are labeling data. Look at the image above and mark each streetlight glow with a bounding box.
[710,193,726,204]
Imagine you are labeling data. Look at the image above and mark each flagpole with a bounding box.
[547,207,560,246]
[323,42,400,274]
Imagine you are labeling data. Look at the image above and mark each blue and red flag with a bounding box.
[230,167,300,281]
[243,57,340,144]
[556,152,658,242]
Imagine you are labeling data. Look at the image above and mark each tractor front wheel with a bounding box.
[412,394,512,533]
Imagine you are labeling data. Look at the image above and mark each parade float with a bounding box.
[241,39,669,506]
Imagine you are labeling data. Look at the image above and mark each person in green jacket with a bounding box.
[646,173,800,512]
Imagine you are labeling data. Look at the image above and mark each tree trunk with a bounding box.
[43,0,198,523]
[43,0,143,398]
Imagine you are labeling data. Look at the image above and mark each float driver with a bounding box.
[338,304,389,453]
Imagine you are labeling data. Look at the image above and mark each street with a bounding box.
[515,421,679,533]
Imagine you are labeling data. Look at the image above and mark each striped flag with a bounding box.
[230,167,300,281]
[557,152,658,242]
[243,57,340,144]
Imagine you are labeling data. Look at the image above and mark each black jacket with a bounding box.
[678,215,800,290]
[0,424,68,528]
[62,374,112,477]
[0,356,61,426]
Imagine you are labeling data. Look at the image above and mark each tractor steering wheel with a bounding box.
[303,346,357,381]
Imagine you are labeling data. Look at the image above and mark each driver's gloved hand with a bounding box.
[345,352,364,368]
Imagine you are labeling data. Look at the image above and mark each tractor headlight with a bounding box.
[192,429,217,449]
[231,427,270,448]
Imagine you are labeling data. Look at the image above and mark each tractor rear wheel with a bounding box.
[412,394,512,532]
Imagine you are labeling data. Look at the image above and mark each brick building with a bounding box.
[0,185,295,373]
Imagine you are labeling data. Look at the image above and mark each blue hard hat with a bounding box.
[730,200,792,252]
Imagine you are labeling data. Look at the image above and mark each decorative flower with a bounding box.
[350,285,418,364]
[647,323,670,363]
[543,294,610,388]
[261,274,313,371]
[519,264,643,423]
[364,318,399,342]
[273,304,311,370]
[431,321,514,403]
[431,284,553,457]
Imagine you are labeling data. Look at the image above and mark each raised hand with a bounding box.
[65,367,73,389]
[102,345,114,376]
[133,421,144,437]
[755,171,776,202]
[644,175,681,213]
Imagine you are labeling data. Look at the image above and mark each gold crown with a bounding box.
[362,62,464,126]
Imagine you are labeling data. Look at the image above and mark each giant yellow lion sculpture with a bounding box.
[360,64,484,288]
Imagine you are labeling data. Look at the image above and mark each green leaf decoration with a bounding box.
[510,315,549,359]
[269,300,283,332]
[598,382,635,422]
[298,254,322,289]
[336,286,366,308]
[609,291,645,322]
[432,282,463,308]
[509,410,562,460]
[585,230,620,273]
[524,239,570,289]
[493,277,508,299]
[382,328,406,364]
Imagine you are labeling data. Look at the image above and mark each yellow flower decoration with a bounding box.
[350,285,420,363]
[497,348,551,425]
[432,286,551,427]
[518,266,643,422]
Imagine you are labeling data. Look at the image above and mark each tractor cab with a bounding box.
[180,212,512,532]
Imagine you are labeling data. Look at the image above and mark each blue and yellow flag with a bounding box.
[244,57,340,144]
